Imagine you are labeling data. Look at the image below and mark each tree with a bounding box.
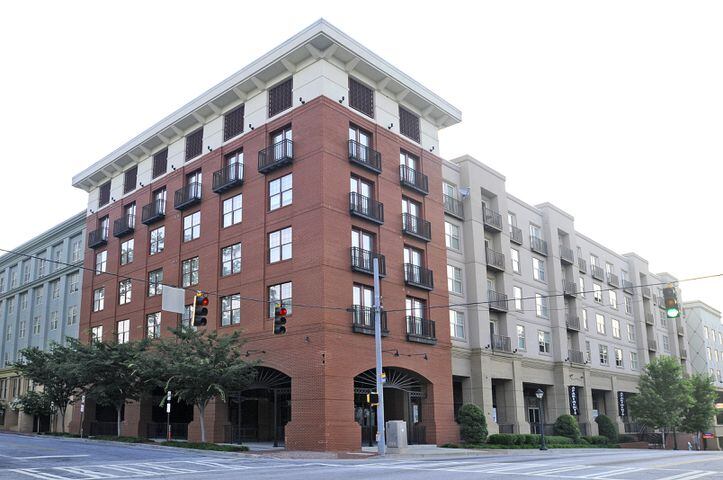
[681,373,717,449]
[595,414,618,443]
[553,414,581,441]
[457,403,488,444]
[139,327,257,442]
[16,390,54,433]
[628,356,691,447]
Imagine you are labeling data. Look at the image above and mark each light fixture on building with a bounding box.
[388,122,394,130]
[299,97,306,104]
[338,96,345,103]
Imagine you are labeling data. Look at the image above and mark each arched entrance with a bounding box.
[354,367,427,446]
[227,367,291,445]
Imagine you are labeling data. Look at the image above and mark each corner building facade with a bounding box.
[70,20,460,450]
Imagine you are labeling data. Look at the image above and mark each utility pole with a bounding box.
[373,257,386,455]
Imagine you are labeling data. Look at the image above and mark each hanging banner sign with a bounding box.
[568,386,580,416]
[617,391,627,417]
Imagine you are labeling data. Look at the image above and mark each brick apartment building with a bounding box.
[70,20,462,450]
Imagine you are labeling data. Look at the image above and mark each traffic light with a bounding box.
[192,292,209,326]
[366,392,379,406]
[273,304,287,335]
[663,286,680,318]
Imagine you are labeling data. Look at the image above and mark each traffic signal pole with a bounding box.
[373,257,386,456]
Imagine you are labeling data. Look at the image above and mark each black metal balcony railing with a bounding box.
[406,316,436,344]
[622,279,634,294]
[510,225,523,244]
[645,313,655,325]
[483,207,502,231]
[642,286,652,299]
[141,199,166,225]
[174,182,202,210]
[530,236,548,256]
[563,281,577,297]
[350,247,386,276]
[351,306,388,336]
[212,163,244,193]
[404,263,434,290]
[486,247,505,271]
[607,273,619,287]
[349,192,384,224]
[569,350,586,365]
[401,213,432,242]
[399,165,429,195]
[87,227,108,249]
[566,315,581,331]
[591,265,605,281]
[258,139,294,173]
[113,214,135,238]
[491,334,512,353]
[488,289,508,312]
[648,340,657,351]
[348,140,382,173]
[578,257,587,273]
[560,246,574,264]
[443,194,464,219]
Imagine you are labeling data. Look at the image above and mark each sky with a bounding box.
[0,1,721,310]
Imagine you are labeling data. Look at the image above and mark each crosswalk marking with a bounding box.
[55,466,119,479]
[580,467,643,478]
[9,469,74,480]
[533,465,594,476]
[655,471,716,480]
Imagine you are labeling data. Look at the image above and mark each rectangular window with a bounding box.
[578,277,586,297]
[627,323,636,341]
[532,258,546,281]
[447,265,463,294]
[49,311,58,330]
[624,296,632,314]
[220,294,241,326]
[222,194,243,227]
[19,321,26,338]
[9,267,17,288]
[399,106,420,142]
[38,257,47,278]
[612,318,621,338]
[662,335,670,352]
[98,181,111,207]
[147,312,161,339]
[596,313,606,335]
[449,310,465,339]
[34,286,43,305]
[95,250,107,274]
[120,238,134,265]
[117,319,130,344]
[93,288,105,312]
[150,226,165,255]
[183,211,201,242]
[23,263,30,284]
[593,283,603,303]
[148,269,163,297]
[615,348,624,367]
[538,330,551,353]
[517,325,526,350]
[224,104,245,141]
[20,292,28,310]
[513,286,523,311]
[599,345,609,365]
[91,325,103,342]
[185,128,203,161]
[123,166,137,194]
[51,280,60,299]
[67,305,78,325]
[181,305,193,329]
[119,279,132,305]
[269,227,292,263]
[535,294,549,318]
[268,78,293,117]
[182,257,200,287]
[445,222,460,250]
[72,240,82,262]
[32,317,41,335]
[349,77,374,117]
[269,173,293,210]
[221,243,242,276]
[268,282,292,317]
[609,290,618,309]
[7,297,14,315]
[152,148,168,179]
[511,248,520,273]
[630,352,639,369]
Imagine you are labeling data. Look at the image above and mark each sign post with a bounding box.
[373,257,386,455]
[166,391,172,441]
[79,395,86,438]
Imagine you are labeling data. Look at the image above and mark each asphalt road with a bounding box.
[1,432,723,479]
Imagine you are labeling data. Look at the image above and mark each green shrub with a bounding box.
[457,404,488,444]
[92,435,148,443]
[526,434,541,445]
[488,433,516,445]
[553,414,581,441]
[617,434,635,443]
[545,435,573,445]
[582,435,608,445]
[595,415,619,443]
[161,441,249,452]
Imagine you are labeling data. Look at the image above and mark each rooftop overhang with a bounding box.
[72,18,462,192]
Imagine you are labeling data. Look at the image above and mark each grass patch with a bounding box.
[440,442,619,450]
[91,435,150,443]
[160,441,249,452]
[39,432,80,438]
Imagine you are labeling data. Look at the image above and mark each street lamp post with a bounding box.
[535,388,547,451]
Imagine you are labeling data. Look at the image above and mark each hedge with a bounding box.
[457,404,488,444]
[553,414,581,441]
[595,415,619,443]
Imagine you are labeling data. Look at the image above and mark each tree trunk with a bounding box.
[198,402,207,443]
[116,405,123,437]
[58,408,66,433]
[661,428,666,449]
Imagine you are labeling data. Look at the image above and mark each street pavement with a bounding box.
[1,432,723,479]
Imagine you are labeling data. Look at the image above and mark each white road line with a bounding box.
[188,460,252,470]
[655,471,716,480]
[584,467,646,478]
[55,466,118,479]
[99,465,157,476]
[16,455,91,460]
[132,463,199,474]
[483,463,551,473]
[533,465,595,476]
[9,469,75,480]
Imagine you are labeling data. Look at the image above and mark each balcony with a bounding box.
[404,264,434,290]
[488,289,508,312]
[607,273,619,287]
[566,315,581,331]
[87,227,108,249]
[491,334,512,353]
[591,265,605,281]
[563,281,577,297]
[406,317,436,345]
[402,213,432,242]
[485,248,505,271]
[578,257,587,274]
[483,207,502,232]
[443,195,464,220]
[349,193,384,224]
[622,279,634,294]
[645,313,655,325]
[350,247,386,277]
[399,165,429,195]
[212,163,244,193]
[351,306,388,336]
[258,139,293,173]
[510,226,523,245]
[560,246,574,264]
[530,236,548,256]
[648,340,657,351]
[174,182,202,211]
[113,215,135,238]
[141,199,165,225]
[348,140,382,174]
[642,286,652,299]
[568,350,586,365]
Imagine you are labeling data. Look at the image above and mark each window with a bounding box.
[147,312,161,339]
[95,250,107,274]
[34,287,43,305]
[590,254,599,268]
[593,283,603,303]
[183,211,201,242]
[23,263,30,283]
[5,325,11,341]
[513,286,523,311]
[609,290,618,309]
[268,78,293,117]
[511,249,520,273]
[596,314,606,334]
[630,352,639,369]
[223,104,245,141]
[445,222,460,250]
[20,293,28,310]
[98,181,111,207]
[615,348,624,367]
[627,323,636,341]
[529,223,543,242]
[221,194,243,228]
[53,248,63,271]
[447,265,463,294]
[148,269,163,297]
[538,330,551,353]
[182,257,200,287]
[181,305,193,329]
[51,280,60,299]
[582,308,589,330]
[599,345,609,365]
[221,243,242,276]
[353,284,374,310]
[49,311,58,330]
[7,297,14,315]
[152,148,168,179]
[399,106,420,142]
[605,262,614,278]
[399,150,420,174]
[91,326,103,343]
[349,77,374,117]
[624,296,632,314]
[150,226,165,255]
[707,347,712,360]
[19,321,26,338]
[268,282,292,317]
[406,297,426,320]
[219,294,241,326]
[120,239,134,265]
[585,341,592,362]
[269,227,292,263]
[123,166,137,194]
[185,128,203,161]
[269,173,293,210]
[9,267,17,288]
[119,279,132,305]
[517,325,526,350]
[662,335,670,352]
[93,288,105,312]
[68,272,79,293]
[117,319,130,344]
[508,212,517,229]
[38,257,47,278]
[450,310,465,339]
[532,258,545,281]
[535,294,549,318]
[32,317,41,335]
[612,318,621,338]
